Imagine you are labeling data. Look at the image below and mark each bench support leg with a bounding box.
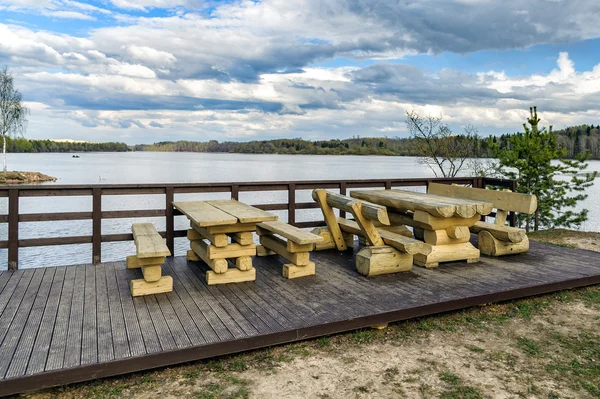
[356,246,412,277]
[478,231,529,256]
[283,261,316,279]
[413,242,480,268]
[206,268,256,285]
[130,276,173,297]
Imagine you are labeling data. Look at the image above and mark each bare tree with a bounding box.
[0,67,29,172]
[406,110,478,178]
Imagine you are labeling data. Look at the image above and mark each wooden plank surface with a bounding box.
[207,200,278,224]
[132,223,171,258]
[173,201,237,227]
[351,189,492,218]
[257,221,324,244]
[0,239,600,396]
[81,265,97,365]
[45,267,75,371]
[26,267,66,375]
[64,266,86,368]
[1,268,49,378]
[94,265,114,363]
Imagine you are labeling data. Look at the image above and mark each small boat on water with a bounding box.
[72,155,80,158]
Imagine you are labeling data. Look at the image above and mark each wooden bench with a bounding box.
[127,223,172,296]
[311,189,430,277]
[427,183,537,256]
[256,220,324,279]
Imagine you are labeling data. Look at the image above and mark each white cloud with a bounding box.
[0,0,111,19]
[44,10,95,20]
[3,1,600,143]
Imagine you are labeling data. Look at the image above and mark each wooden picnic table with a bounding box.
[350,189,493,268]
[173,200,277,284]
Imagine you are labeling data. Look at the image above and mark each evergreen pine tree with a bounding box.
[496,107,597,231]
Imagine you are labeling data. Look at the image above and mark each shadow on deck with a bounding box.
[0,239,599,396]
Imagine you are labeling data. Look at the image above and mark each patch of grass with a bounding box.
[384,366,399,381]
[439,370,486,399]
[86,381,127,398]
[465,345,485,354]
[193,383,222,399]
[288,343,311,357]
[352,329,375,344]
[205,360,226,372]
[516,336,541,356]
[440,385,486,399]
[315,337,331,348]
[545,332,600,397]
[228,360,248,372]
[439,371,461,386]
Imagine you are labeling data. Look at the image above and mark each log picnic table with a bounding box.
[350,189,493,268]
[173,199,277,284]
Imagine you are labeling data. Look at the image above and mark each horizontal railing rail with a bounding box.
[0,176,513,270]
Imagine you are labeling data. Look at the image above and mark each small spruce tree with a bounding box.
[496,107,597,231]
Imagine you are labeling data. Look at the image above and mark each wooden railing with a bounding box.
[0,176,514,270]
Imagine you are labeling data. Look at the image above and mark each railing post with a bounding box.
[8,189,18,270]
[339,181,347,219]
[165,186,174,256]
[231,185,239,200]
[288,183,296,225]
[92,188,101,264]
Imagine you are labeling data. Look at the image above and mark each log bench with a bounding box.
[427,183,537,256]
[256,220,324,279]
[127,223,172,296]
[311,189,430,277]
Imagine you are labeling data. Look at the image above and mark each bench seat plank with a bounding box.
[257,221,324,245]
[131,223,171,258]
[337,218,431,255]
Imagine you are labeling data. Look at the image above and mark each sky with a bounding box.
[1,0,600,145]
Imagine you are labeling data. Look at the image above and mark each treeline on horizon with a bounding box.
[134,124,600,159]
[4,137,129,153]
[5,124,600,159]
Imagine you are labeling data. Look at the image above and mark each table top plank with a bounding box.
[173,201,238,227]
[207,200,278,224]
[351,189,492,218]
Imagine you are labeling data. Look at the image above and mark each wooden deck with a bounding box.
[0,239,599,396]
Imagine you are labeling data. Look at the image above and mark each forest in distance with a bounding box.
[5,124,600,160]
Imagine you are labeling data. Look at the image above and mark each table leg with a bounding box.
[413,228,480,268]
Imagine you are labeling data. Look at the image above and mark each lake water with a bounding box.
[1,152,598,269]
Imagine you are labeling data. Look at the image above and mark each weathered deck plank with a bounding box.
[112,263,142,358]
[81,265,97,365]
[64,266,86,368]
[1,268,50,378]
[95,264,114,363]
[0,240,599,397]
[45,266,76,371]
[26,266,66,375]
